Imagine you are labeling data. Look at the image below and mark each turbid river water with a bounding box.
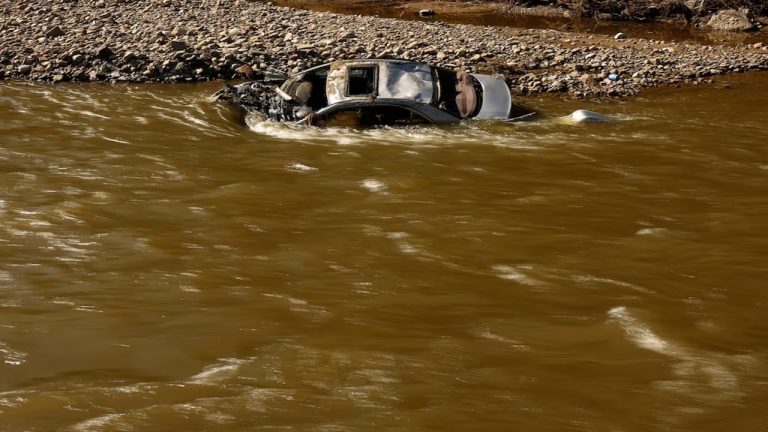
[1,75,767,431]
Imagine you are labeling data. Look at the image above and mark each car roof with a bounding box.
[326,60,435,105]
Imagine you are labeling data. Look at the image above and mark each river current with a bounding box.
[1,75,767,431]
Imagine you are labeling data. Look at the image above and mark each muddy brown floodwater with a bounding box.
[1,75,768,431]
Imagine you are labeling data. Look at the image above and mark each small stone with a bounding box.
[52,74,67,83]
[45,26,65,38]
[96,46,115,60]
[235,64,254,78]
[72,54,85,63]
[170,40,189,51]
[18,65,32,74]
[614,32,628,40]
[419,9,435,17]
[171,26,187,37]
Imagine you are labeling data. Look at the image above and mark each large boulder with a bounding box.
[705,9,755,32]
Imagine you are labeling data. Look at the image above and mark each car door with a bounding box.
[315,103,433,127]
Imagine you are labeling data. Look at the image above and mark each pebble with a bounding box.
[0,0,765,99]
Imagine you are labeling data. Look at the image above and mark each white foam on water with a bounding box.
[385,231,421,256]
[492,264,541,286]
[608,306,747,406]
[608,307,671,354]
[188,358,250,384]
[574,275,654,294]
[360,179,387,194]
[636,227,670,236]
[286,162,318,172]
[246,117,550,149]
[472,328,529,351]
[0,270,12,283]
[0,342,28,366]
[69,413,125,432]
[101,136,131,145]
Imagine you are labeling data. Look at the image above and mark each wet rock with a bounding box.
[18,65,32,74]
[614,32,628,40]
[419,9,435,18]
[706,10,755,32]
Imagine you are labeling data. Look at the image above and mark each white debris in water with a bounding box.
[286,162,318,172]
[360,179,387,193]
[565,109,614,123]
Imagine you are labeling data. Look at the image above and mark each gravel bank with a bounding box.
[2,0,767,97]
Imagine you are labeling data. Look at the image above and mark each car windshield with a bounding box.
[281,65,331,110]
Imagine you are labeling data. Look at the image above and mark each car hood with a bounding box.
[471,74,512,119]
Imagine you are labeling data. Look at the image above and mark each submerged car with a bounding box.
[215,59,529,127]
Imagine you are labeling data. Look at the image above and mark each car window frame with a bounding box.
[315,101,435,126]
[345,65,378,98]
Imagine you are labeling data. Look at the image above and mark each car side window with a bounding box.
[347,67,376,96]
[363,106,429,126]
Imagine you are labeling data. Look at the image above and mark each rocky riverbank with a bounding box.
[2,0,767,98]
